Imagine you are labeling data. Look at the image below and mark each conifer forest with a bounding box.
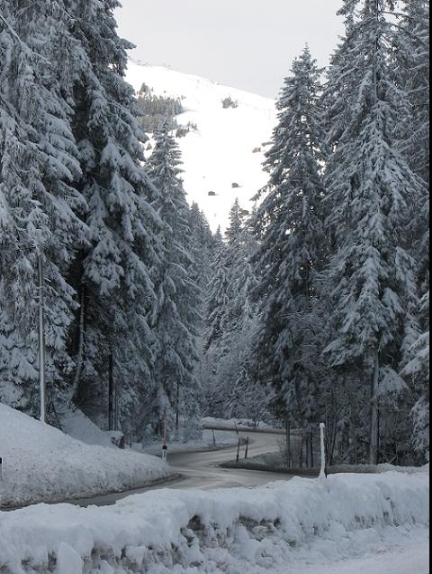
[0,0,429,467]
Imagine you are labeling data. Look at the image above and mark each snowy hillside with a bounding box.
[124,61,277,233]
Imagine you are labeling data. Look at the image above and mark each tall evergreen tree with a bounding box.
[394,0,429,461]
[188,202,218,403]
[56,0,165,437]
[394,0,430,185]
[0,1,87,415]
[203,200,264,421]
[249,47,327,466]
[145,122,202,435]
[187,202,215,295]
[203,237,230,354]
[322,0,427,464]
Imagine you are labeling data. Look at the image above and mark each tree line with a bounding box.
[0,0,429,465]
[202,0,429,466]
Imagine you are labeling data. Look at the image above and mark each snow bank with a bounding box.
[58,407,114,448]
[0,470,428,573]
[0,404,173,508]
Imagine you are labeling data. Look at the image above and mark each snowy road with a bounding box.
[69,431,429,573]
[72,429,288,505]
[165,428,287,489]
[2,405,428,573]
[166,436,429,574]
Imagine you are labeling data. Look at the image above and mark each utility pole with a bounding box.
[37,251,46,423]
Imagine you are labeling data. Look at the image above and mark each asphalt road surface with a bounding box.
[73,429,289,507]
[165,428,286,489]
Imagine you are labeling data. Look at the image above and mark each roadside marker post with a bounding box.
[244,437,249,459]
[162,413,168,462]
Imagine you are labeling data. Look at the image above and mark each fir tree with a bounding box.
[394,0,429,185]
[188,202,216,293]
[322,0,427,464]
[249,47,327,466]
[394,1,429,459]
[203,200,265,421]
[59,0,164,437]
[145,122,202,435]
[0,1,87,415]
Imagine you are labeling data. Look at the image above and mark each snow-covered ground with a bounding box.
[0,469,429,573]
[124,61,277,233]
[0,403,173,509]
[0,403,429,573]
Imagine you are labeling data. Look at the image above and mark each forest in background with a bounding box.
[0,0,429,467]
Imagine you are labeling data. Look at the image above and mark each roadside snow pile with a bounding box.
[58,406,114,448]
[0,469,428,573]
[201,416,280,432]
[0,404,173,508]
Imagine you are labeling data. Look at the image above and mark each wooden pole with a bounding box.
[319,423,326,478]
[37,252,46,423]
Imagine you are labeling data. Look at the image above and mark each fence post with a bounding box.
[319,423,326,478]
[162,413,168,461]
[244,437,249,459]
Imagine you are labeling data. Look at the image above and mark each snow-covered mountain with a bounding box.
[124,60,277,233]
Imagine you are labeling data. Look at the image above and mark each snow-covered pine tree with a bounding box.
[393,0,429,185]
[201,226,232,417]
[0,1,87,416]
[394,0,429,461]
[222,201,265,421]
[60,0,164,436]
[203,199,264,421]
[187,202,215,295]
[145,122,202,436]
[322,0,428,465]
[187,202,218,405]
[400,288,429,462]
[249,47,327,466]
[203,237,230,356]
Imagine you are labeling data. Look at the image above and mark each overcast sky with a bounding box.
[114,0,345,99]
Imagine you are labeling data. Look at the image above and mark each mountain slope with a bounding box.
[124,61,277,233]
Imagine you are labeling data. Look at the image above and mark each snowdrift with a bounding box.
[0,470,428,573]
[0,404,173,508]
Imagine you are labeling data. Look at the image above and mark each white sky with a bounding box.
[114,0,345,98]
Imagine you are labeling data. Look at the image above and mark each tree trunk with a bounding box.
[305,433,313,468]
[285,417,292,468]
[369,350,380,464]
[108,351,115,431]
[175,382,179,431]
[325,393,337,465]
[70,289,85,402]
